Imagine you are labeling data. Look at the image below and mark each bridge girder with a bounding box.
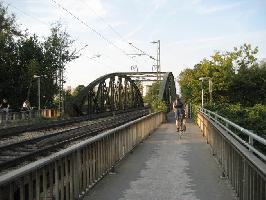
[158,72,176,111]
[67,72,176,116]
[67,73,144,116]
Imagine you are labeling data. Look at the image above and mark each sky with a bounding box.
[3,0,266,88]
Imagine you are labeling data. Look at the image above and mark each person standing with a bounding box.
[0,98,10,121]
[22,100,31,111]
[0,99,10,112]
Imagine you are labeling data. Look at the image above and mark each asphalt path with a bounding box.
[83,114,236,200]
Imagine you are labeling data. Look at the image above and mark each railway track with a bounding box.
[0,108,148,137]
[0,109,148,173]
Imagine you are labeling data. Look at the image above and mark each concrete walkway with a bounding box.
[83,114,236,200]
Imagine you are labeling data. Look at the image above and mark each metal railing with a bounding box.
[198,108,266,200]
[0,109,60,127]
[0,112,165,200]
[201,108,266,161]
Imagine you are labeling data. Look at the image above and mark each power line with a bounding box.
[128,42,156,61]
[50,0,134,60]
[79,0,128,44]
[78,0,156,64]
[4,1,132,70]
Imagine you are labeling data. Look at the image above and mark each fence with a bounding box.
[0,112,165,200]
[197,108,266,200]
[0,109,60,127]
[0,110,40,125]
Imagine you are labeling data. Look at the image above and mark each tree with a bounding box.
[41,23,78,108]
[72,85,85,96]
[0,3,78,109]
[144,81,167,112]
[178,44,260,106]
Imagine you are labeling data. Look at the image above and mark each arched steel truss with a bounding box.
[158,72,176,111]
[118,72,176,111]
[68,73,144,116]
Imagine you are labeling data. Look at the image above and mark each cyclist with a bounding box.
[173,95,185,132]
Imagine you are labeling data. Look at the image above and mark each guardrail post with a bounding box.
[225,122,229,132]
[248,136,254,152]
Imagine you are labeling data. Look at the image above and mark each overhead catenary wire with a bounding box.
[79,0,129,45]
[78,0,156,64]
[3,1,131,71]
[7,0,151,69]
[50,0,135,61]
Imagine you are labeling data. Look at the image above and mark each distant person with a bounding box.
[173,95,185,132]
[0,98,10,112]
[22,100,31,111]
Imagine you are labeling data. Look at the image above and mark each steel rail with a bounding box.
[0,108,145,138]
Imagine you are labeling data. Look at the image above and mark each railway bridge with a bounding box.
[0,72,265,200]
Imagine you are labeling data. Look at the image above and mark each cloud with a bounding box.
[195,1,244,15]
[124,0,167,39]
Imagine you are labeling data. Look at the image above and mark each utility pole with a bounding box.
[58,42,64,117]
[33,75,41,111]
[158,40,161,79]
[152,40,161,80]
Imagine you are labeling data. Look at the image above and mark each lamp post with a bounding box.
[209,79,213,103]
[199,77,207,108]
[199,77,213,107]
[33,75,41,110]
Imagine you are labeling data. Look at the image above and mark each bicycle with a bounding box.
[176,113,186,139]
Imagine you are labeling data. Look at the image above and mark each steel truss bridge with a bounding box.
[67,72,176,116]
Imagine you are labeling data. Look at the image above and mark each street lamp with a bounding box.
[199,77,213,107]
[33,75,41,110]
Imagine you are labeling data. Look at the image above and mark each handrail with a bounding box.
[0,112,162,186]
[200,108,266,161]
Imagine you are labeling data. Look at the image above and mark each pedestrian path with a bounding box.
[83,115,236,200]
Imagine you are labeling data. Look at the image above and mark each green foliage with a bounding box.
[72,85,85,97]
[228,63,266,106]
[144,81,160,104]
[144,81,167,112]
[178,43,263,106]
[206,103,266,138]
[151,97,167,113]
[179,43,265,141]
[0,3,78,109]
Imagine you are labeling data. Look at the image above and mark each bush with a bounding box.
[151,98,167,113]
[206,103,266,138]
